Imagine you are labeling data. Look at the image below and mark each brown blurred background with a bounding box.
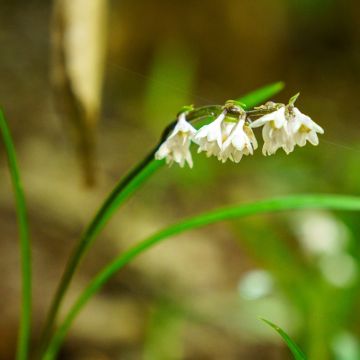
[1,0,360,359]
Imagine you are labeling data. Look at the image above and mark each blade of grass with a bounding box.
[236,81,284,109]
[44,194,360,359]
[40,82,285,353]
[38,152,163,353]
[261,318,307,360]
[0,110,32,360]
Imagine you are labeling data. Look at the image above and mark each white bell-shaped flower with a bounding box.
[219,119,258,163]
[194,112,227,157]
[155,112,196,167]
[288,107,324,147]
[250,106,294,155]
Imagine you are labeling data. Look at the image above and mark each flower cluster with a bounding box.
[155,96,324,168]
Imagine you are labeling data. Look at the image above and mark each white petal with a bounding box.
[155,143,169,160]
[195,113,225,148]
[273,107,287,128]
[307,131,319,146]
[154,114,195,168]
[294,132,307,147]
[262,124,272,142]
[288,117,302,133]
[168,113,196,140]
[293,107,324,134]
[250,112,275,128]
[250,107,286,129]
[219,119,257,163]
[244,126,258,150]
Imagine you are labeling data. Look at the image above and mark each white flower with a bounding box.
[155,112,196,167]
[288,107,324,147]
[218,119,258,163]
[250,104,324,156]
[250,106,293,155]
[194,112,226,157]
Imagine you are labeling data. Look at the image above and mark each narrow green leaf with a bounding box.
[38,154,163,353]
[40,82,285,353]
[289,92,300,106]
[0,110,32,360]
[261,318,307,360]
[237,81,285,109]
[44,194,360,359]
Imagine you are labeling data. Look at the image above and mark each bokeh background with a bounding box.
[1,0,360,359]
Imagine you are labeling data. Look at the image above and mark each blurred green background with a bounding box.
[1,0,360,359]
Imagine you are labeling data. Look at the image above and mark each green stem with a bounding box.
[38,105,229,353]
[40,81,285,355]
[0,110,32,360]
[44,194,360,359]
[39,150,164,353]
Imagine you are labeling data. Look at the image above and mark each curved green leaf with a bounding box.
[237,81,284,109]
[261,318,307,360]
[44,194,360,359]
[0,110,32,360]
[40,81,285,353]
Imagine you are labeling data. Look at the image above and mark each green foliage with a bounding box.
[40,81,286,355]
[44,194,360,358]
[289,92,300,105]
[144,301,185,360]
[0,110,31,360]
[39,155,164,353]
[2,77,359,359]
[236,81,284,109]
[261,318,307,360]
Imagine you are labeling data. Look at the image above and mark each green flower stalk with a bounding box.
[0,79,332,360]
[0,111,32,360]
[39,82,285,355]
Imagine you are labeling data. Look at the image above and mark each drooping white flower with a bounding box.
[155,112,196,167]
[218,119,258,163]
[250,106,293,155]
[288,107,324,147]
[194,112,226,157]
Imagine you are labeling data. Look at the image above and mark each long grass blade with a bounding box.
[261,318,307,360]
[39,152,162,352]
[0,110,32,360]
[40,81,285,353]
[44,194,360,358]
[236,81,284,109]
